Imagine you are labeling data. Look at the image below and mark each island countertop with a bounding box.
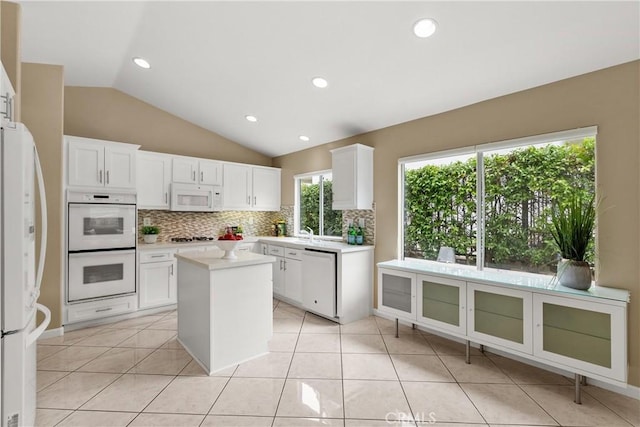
[175,250,276,271]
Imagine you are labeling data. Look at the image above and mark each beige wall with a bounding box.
[64,87,272,166]
[21,63,64,328]
[274,60,640,387]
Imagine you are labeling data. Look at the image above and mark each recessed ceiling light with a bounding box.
[413,18,437,38]
[245,115,258,122]
[133,57,151,69]
[312,77,328,88]
[299,135,310,142]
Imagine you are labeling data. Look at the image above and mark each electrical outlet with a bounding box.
[143,217,151,226]
[358,218,365,227]
[248,217,254,225]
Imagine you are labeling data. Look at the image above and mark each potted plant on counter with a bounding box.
[142,225,160,244]
[549,193,596,290]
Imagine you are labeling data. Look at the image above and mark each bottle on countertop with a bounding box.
[356,225,364,245]
[347,221,356,245]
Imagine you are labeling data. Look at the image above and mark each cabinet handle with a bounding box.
[283,260,287,271]
[99,170,103,183]
[263,247,267,255]
[279,259,283,270]
[106,170,110,184]
[247,196,250,205]
[192,171,196,181]
[95,307,113,313]
[201,171,204,181]
[150,254,164,258]
[170,264,174,276]
[165,192,168,203]
[254,196,257,205]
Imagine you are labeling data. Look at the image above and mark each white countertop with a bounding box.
[175,250,276,271]
[138,236,373,253]
[378,259,630,304]
[257,236,374,253]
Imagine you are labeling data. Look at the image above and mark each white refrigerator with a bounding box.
[0,122,50,427]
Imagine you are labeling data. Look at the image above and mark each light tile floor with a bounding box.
[35,300,639,427]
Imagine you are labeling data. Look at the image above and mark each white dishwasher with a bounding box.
[301,249,337,318]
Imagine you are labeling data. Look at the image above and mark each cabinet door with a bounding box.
[105,146,137,189]
[467,283,532,354]
[139,260,176,309]
[417,274,466,335]
[331,148,356,209]
[272,255,285,296]
[172,157,198,183]
[68,139,104,187]
[377,268,416,321]
[137,152,171,209]
[252,167,281,211]
[222,163,251,210]
[533,293,626,382]
[199,160,222,185]
[284,258,302,303]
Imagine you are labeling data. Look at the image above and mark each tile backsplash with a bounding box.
[138,210,278,243]
[139,203,375,245]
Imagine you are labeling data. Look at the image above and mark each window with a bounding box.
[295,171,343,237]
[401,127,596,275]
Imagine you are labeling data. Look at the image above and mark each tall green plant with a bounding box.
[549,194,596,262]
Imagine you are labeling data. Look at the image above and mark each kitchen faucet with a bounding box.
[300,227,314,243]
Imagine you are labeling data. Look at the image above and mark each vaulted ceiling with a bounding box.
[18,1,640,157]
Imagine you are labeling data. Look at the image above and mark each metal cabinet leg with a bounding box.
[480,344,485,354]
[395,318,399,338]
[412,323,416,330]
[574,374,582,404]
[465,340,471,364]
[581,376,587,386]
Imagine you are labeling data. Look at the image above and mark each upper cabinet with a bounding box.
[331,143,374,210]
[222,163,281,211]
[67,136,140,190]
[172,156,222,186]
[137,151,172,209]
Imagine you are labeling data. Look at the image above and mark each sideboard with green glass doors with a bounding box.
[377,259,629,403]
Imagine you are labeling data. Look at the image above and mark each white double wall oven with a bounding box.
[67,192,137,303]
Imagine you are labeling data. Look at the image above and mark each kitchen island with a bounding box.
[175,249,276,374]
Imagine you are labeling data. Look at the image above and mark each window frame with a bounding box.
[294,169,343,240]
[398,126,598,271]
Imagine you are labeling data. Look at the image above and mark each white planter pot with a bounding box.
[557,259,592,290]
[143,234,158,244]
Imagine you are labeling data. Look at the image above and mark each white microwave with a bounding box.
[170,183,222,212]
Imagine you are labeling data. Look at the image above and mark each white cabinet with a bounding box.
[417,274,466,336]
[267,244,303,304]
[268,244,286,296]
[252,166,281,211]
[67,136,139,189]
[467,282,532,354]
[284,247,303,303]
[377,267,417,321]
[138,250,177,309]
[223,163,251,209]
[137,151,171,209]
[172,156,223,186]
[66,294,137,324]
[223,163,281,211]
[331,143,374,210]
[533,293,627,382]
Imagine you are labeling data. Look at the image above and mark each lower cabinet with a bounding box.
[138,249,177,309]
[533,293,626,382]
[377,261,629,385]
[467,282,532,354]
[417,274,466,335]
[66,294,137,324]
[268,244,302,304]
[377,267,417,321]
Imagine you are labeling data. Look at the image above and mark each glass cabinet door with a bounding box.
[533,293,627,382]
[377,268,416,321]
[417,275,466,335]
[467,282,532,354]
